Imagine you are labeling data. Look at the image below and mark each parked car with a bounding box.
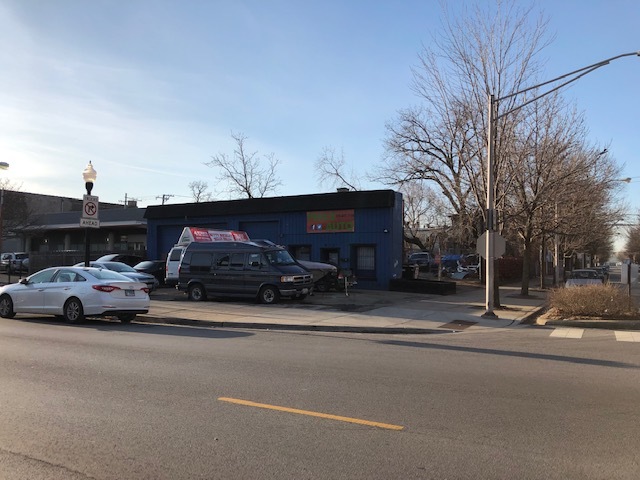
[590,266,609,282]
[407,252,438,273]
[74,261,159,291]
[134,260,166,286]
[565,269,604,287]
[0,252,29,274]
[95,253,145,267]
[0,266,150,323]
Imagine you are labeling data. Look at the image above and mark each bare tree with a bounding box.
[314,146,361,191]
[188,181,213,203]
[204,132,282,199]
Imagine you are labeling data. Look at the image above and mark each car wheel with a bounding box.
[188,283,206,302]
[258,285,280,305]
[63,297,85,324]
[118,313,136,323]
[0,294,16,318]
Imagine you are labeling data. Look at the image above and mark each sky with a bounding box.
[0,0,639,216]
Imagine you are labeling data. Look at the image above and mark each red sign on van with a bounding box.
[178,227,250,245]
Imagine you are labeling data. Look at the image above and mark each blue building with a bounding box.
[144,189,404,290]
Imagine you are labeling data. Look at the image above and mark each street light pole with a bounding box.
[482,51,639,318]
[82,162,97,267]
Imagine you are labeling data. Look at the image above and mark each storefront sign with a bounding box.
[307,210,355,233]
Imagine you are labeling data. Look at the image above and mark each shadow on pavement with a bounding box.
[377,339,639,369]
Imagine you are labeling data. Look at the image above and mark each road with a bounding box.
[1,315,639,479]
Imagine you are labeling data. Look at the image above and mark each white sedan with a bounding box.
[0,266,150,324]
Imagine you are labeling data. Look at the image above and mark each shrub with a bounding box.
[550,284,638,318]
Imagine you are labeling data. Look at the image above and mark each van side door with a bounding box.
[244,252,270,296]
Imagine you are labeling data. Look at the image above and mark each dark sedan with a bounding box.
[134,260,166,286]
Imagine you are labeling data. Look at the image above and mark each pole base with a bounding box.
[481,310,499,319]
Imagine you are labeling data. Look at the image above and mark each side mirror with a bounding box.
[19,278,29,285]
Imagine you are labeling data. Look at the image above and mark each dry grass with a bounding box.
[549,284,639,319]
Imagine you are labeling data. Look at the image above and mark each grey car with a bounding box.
[74,261,160,291]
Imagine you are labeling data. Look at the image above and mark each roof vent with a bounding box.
[336,187,349,193]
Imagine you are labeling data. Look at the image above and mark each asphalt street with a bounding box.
[1,314,639,479]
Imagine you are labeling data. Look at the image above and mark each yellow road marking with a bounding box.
[218,397,404,431]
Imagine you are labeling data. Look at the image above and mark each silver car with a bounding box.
[0,266,150,323]
[75,261,160,291]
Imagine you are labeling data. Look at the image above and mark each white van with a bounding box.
[164,245,185,287]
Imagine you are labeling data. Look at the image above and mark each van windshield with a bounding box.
[264,249,297,266]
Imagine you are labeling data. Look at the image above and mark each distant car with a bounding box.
[95,254,145,267]
[407,252,437,273]
[1,252,29,274]
[590,266,609,282]
[0,266,150,323]
[74,261,159,291]
[134,260,166,286]
[565,269,604,287]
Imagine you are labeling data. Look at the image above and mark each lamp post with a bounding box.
[82,161,97,266]
[0,162,8,254]
[483,51,639,318]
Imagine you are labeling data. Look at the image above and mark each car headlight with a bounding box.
[281,275,296,283]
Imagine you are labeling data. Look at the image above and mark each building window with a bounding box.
[290,245,311,261]
[354,245,375,279]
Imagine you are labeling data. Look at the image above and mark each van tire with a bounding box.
[188,283,207,302]
[258,285,279,304]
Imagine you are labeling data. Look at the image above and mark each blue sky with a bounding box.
[1,0,638,212]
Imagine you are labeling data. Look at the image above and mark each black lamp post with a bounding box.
[82,161,97,267]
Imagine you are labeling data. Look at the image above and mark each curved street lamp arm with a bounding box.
[496,51,639,105]
[497,63,608,119]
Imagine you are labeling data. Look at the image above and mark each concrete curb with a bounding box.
[135,315,450,334]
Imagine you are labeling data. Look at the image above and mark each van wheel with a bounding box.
[259,286,279,304]
[188,283,206,302]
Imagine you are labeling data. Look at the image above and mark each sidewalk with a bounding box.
[139,282,548,334]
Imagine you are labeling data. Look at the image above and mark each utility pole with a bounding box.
[157,194,174,205]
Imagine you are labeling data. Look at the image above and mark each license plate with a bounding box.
[125,289,135,296]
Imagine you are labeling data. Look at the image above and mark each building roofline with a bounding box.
[144,189,400,220]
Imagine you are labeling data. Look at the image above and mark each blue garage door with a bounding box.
[239,221,279,243]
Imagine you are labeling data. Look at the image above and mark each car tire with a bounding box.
[63,297,85,324]
[0,294,16,318]
[188,283,206,302]
[118,313,136,323]
[258,285,279,305]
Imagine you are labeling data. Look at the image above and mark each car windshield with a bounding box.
[264,249,297,266]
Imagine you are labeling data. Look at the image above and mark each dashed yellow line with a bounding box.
[218,397,404,431]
